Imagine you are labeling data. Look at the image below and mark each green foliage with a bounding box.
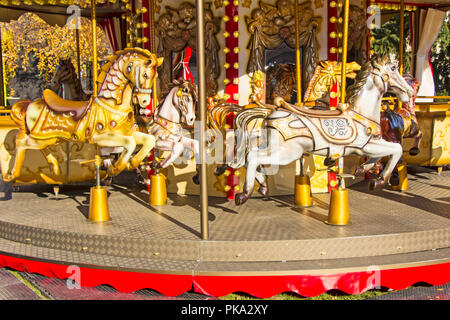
[370,13,412,74]
[430,12,450,96]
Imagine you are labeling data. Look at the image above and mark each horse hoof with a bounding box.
[323,157,337,167]
[235,193,249,206]
[390,173,400,186]
[192,173,200,185]
[354,167,365,176]
[369,177,385,190]
[409,147,419,156]
[214,164,228,176]
[258,184,269,197]
[150,161,161,170]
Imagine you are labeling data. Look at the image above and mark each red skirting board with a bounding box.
[0,253,448,298]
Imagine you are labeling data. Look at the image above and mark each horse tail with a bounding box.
[10,100,31,135]
[207,101,242,131]
[229,107,272,169]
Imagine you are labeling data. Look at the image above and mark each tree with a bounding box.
[370,13,412,74]
[430,12,450,96]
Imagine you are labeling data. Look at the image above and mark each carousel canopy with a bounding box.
[0,1,124,26]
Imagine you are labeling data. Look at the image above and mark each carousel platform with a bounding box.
[0,166,448,297]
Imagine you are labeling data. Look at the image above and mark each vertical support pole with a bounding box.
[75,28,82,82]
[196,0,209,240]
[399,0,405,76]
[91,0,98,97]
[0,26,5,106]
[150,0,158,108]
[88,0,110,223]
[326,0,350,226]
[340,0,350,105]
[294,0,302,103]
[293,0,312,208]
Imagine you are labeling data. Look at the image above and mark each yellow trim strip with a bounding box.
[7,269,52,300]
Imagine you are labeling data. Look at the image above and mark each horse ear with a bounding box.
[157,57,164,67]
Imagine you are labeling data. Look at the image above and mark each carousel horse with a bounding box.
[207,60,361,177]
[380,74,422,156]
[376,75,422,185]
[228,54,414,205]
[49,59,90,101]
[136,79,199,182]
[4,48,163,182]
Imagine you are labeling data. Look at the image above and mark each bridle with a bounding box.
[173,86,193,123]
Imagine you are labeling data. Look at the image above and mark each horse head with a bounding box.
[49,59,73,90]
[371,54,414,104]
[117,50,163,108]
[172,79,198,126]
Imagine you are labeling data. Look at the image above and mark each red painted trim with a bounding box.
[1,253,448,298]
[142,0,151,51]
[224,3,239,200]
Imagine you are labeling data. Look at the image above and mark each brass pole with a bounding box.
[399,0,405,75]
[0,26,5,106]
[294,0,302,103]
[76,28,82,82]
[150,0,158,107]
[340,0,350,104]
[195,0,209,240]
[91,0,98,97]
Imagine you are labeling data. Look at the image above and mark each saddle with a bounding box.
[275,98,342,117]
[43,89,90,121]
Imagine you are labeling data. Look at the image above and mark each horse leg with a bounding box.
[354,157,381,176]
[5,136,58,181]
[409,129,422,156]
[236,138,305,205]
[129,132,156,169]
[40,149,61,176]
[361,140,403,190]
[91,133,136,176]
[255,168,269,197]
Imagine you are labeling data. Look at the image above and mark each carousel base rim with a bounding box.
[0,236,448,297]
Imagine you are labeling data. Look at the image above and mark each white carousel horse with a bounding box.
[4,48,163,182]
[49,59,90,101]
[229,54,415,205]
[137,79,200,182]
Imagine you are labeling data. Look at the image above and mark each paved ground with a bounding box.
[0,267,448,300]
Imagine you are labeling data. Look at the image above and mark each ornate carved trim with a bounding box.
[246,0,322,95]
[156,2,221,98]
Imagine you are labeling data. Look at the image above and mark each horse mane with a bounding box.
[97,48,155,98]
[157,78,198,108]
[346,54,389,106]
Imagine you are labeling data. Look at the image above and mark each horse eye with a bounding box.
[183,88,188,93]
[144,73,148,79]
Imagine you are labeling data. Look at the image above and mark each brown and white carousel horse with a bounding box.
[49,59,90,101]
[136,79,199,182]
[4,48,163,182]
[228,54,414,205]
[377,74,422,185]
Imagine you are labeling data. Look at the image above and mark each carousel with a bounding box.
[0,0,448,297]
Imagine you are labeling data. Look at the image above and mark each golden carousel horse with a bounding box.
[4,48,163,182]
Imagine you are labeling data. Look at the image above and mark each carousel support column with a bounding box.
[88,1,110,222]
[327,1,339,192]
[0,25,5,106]
[147,0,167,205]
[327,0,350,226]
[293,0,312,207]
[196,0,209,240]
[223,2,240,201]
[392,0,408,192]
